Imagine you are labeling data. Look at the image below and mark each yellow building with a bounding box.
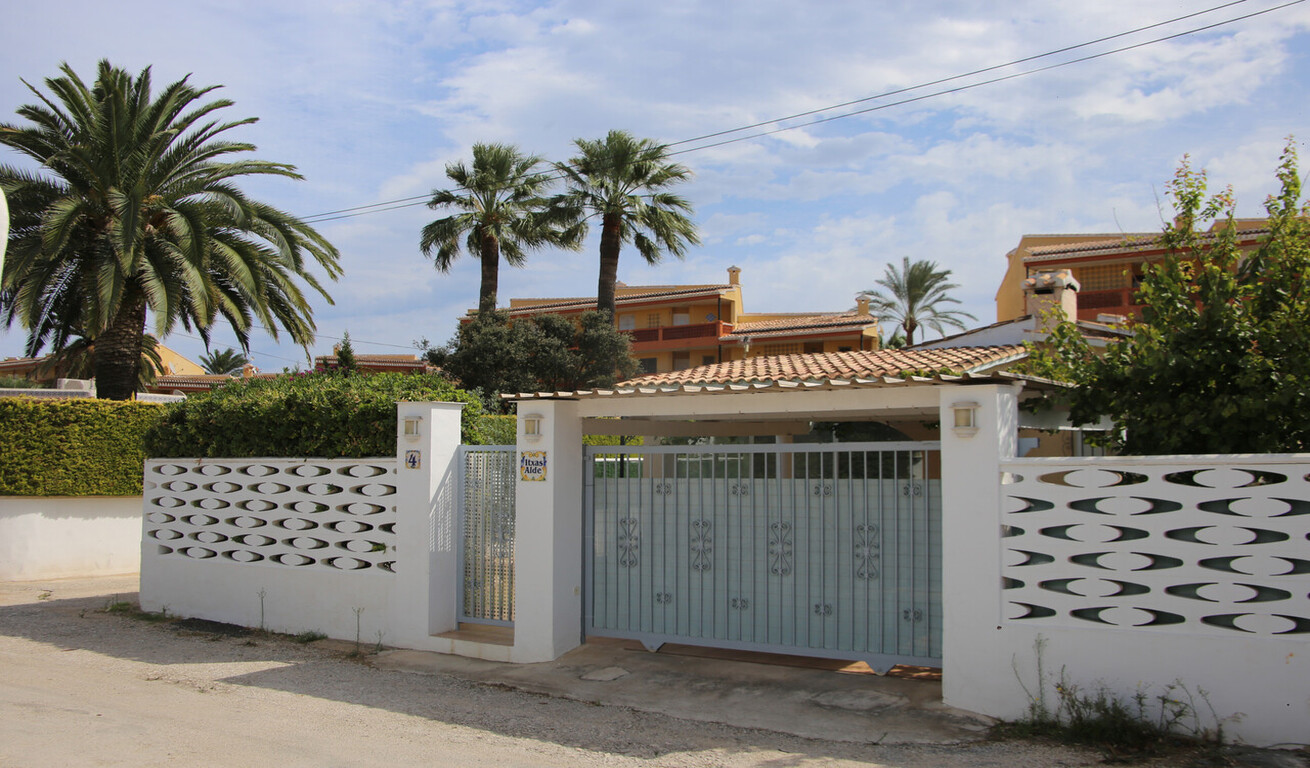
[486,266,881,374]
[994,220,1272,323]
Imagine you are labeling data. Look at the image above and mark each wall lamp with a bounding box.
[402,415,423,443]
[951,401,979,438]
[522,413,544,443]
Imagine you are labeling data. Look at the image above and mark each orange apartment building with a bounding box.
[994,219,1272,323]
[484,266,882,374]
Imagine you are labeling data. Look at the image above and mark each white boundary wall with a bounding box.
[942,414,1310,748]
[0,496,143,580]
[139,402,478,654]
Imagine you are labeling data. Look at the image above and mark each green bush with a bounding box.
[145,372,489,458]
[476,414,517,445]
[0,398,163,495]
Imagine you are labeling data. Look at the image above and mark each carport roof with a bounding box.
[509,345,1059,401]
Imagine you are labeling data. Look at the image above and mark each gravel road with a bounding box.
[0,576,1300,768]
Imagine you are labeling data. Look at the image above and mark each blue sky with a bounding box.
[2,0,1309,371]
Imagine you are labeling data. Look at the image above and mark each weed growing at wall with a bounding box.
[1002,636,1228,758]
[0,397,162,495]
[145,372,491,458]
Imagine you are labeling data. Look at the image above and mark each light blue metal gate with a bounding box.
[459,446,516,625]
[584,441,941,671]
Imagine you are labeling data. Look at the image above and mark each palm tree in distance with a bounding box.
[864,257,975,346]
[421,143,582,317]
[198,347,249,375]
[554,130,700,319]
[0,61,341,400]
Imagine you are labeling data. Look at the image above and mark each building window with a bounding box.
[638,357,658,374]
[838,346,852,352]
[672,352,691,370]
[702,355,716,366]
[759,343,800,357]
[672,307,690,326]
[804,342,823,354]
[647,313,661,328]
[618,314,635,330]
[1072,264,1129,292]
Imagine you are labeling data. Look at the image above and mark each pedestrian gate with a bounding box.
[459,446,516,625]
[584,442,941,671]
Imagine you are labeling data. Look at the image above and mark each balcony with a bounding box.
[622,321,728,351]
[1076,288,1139,321]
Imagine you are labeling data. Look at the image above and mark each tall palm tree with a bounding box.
[420,143,580,317]
[864,257,975,346]
[198,347,249,375]
[555,130,700,319]
[0,60,341,400]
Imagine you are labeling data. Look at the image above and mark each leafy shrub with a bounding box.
[144,372,488,458]
[0,398,162,495]
[476,414,517,445]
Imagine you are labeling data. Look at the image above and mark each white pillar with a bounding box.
[938,384,1018,714]
[391,401,465,647]
[512,400,584,662]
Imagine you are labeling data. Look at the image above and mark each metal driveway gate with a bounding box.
[458,446,516,625]
[584,441,941,671]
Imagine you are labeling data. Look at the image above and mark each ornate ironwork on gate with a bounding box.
[459,446,517,625]
[584,441,941,672]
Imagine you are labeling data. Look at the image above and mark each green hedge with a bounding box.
[145,372,490,458]
[0,398,163,496]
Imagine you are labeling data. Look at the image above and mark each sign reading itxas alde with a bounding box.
[519,451,547,481]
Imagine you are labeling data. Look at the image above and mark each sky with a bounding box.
[2,0,1309,371]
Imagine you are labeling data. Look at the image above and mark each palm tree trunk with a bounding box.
[94,288,147,400]
[478,232,500,316]
[596,213,623,319]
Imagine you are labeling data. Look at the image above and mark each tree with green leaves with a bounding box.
[1023,142,1310,454]
[334,330,358,372]
[862,257,974,346]
[554,130,700,318]
[0,60,341,400]
[421,143,581,317]
[438,310,638,411]
[198,347,249,376]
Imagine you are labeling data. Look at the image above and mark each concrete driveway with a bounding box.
[1,575,1300,768]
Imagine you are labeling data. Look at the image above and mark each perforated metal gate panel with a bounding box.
[459,446,516,625]
[585,442,941,671]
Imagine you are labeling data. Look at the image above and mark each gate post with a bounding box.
[938,385,1018,714]
[391,401,465,646]
[511,400,583,662]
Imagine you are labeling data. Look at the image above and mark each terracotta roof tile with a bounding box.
[619,346,1026,387]
[495,285,734,316]
[1025,227,1270,263]
[721,313,878,341]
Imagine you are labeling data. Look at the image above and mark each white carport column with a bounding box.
[391,401,465,647]
[512,400,584,662]
[938,384,1019,714]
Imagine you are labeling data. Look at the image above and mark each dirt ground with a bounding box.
[0,576,1304,768]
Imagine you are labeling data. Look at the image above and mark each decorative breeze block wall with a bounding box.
[143,459,398,573]
[1000,458,1309,637]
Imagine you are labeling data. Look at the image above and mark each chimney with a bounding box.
[727,266,741,286]
[1023,269,1080,332]
[856,294,871,317]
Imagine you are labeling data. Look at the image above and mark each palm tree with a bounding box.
[555,130,700,319]
[864,257,975,346]
[420,143,580,317]
[0,60,341,400]
[198,347,249,375]
[37,332,165,390]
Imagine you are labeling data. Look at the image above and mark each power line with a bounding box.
[295,0,1296,225]
[669,0,1306,156]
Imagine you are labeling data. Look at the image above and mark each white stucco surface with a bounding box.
[0,496,143,580]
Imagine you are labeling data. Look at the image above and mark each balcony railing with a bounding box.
[622,321,725,349]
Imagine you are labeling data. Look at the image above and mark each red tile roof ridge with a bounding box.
[618,345,1025,387]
